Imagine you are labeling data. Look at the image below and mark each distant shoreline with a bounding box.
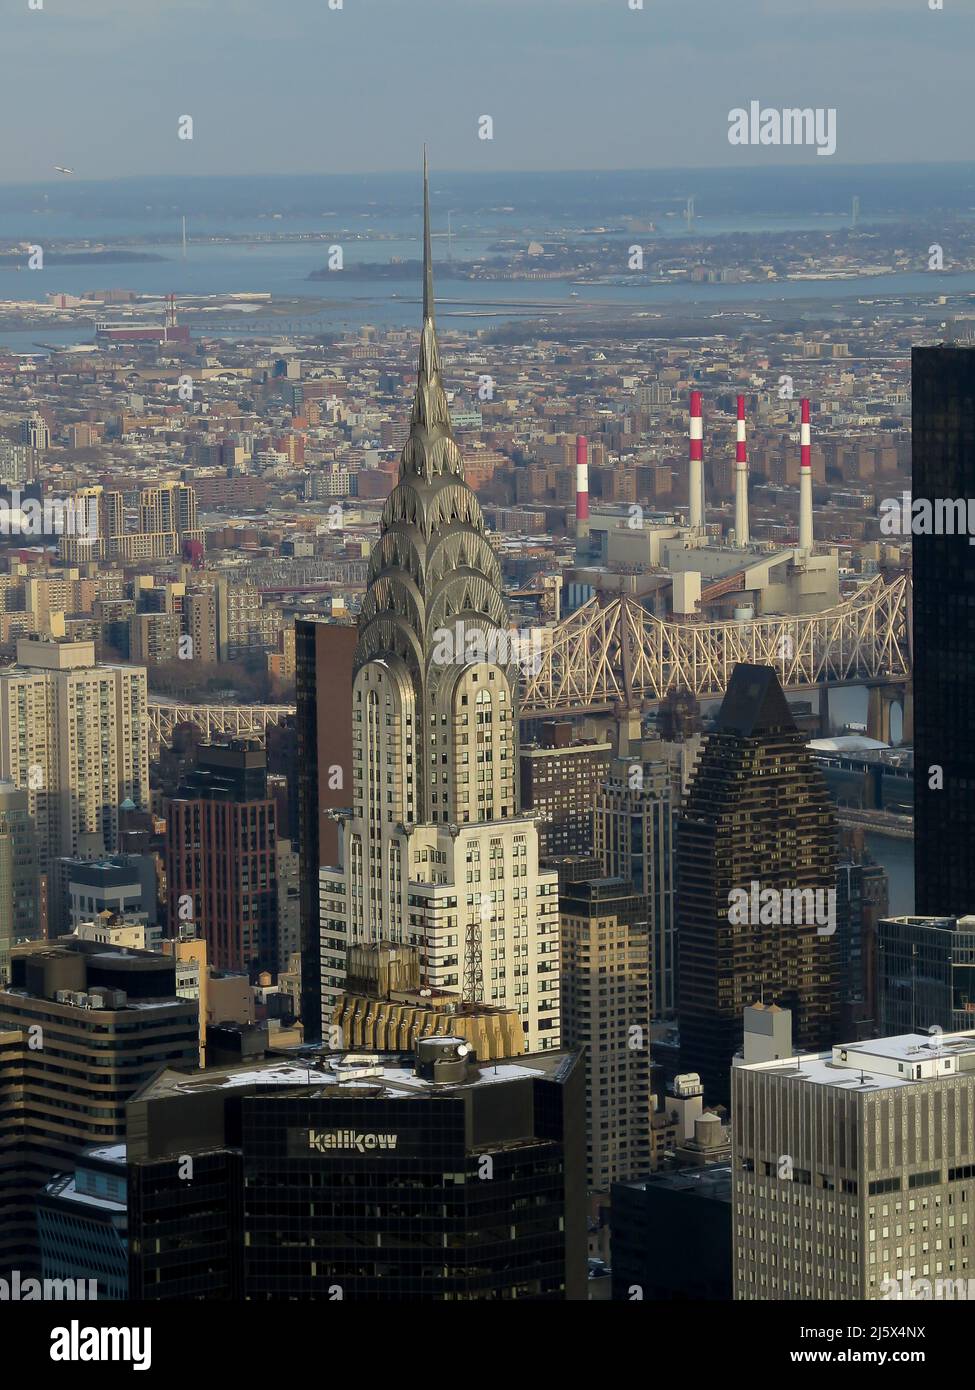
[0,250,167,266]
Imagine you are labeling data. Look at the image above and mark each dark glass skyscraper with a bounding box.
[677,664,839,1104]
[878,912,975,1034]
[913,346,975,916]
[127,1040,586,1301]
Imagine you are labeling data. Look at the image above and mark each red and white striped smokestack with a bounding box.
[799,398,813,553]
[734,394,749,546]
[689,391,703,530]
[575,434,590,540]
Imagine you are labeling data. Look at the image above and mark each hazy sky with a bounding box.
[1,0,971,183]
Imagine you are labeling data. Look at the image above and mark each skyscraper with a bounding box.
[611,1165,733,1301]
[295,616,357,1039]
[0,780,38,980]
[127,1041,586,1301]
[594,737,677,1019]
[559,877,651,1188]
[678,664,839,1104]
[166,740,278,976]
[37,1145,129,1301]
[332,941,526,1059]
[734,1030,975,1300]
[519,721,611,858]
[913,346,975,916]
[20,414,50,451]
[318,159,560,1049]
[0,939,197,1277]
[0,637,149,880]
[878,913,975,1035]
[138,480,198,537]
[835,853,888,1038]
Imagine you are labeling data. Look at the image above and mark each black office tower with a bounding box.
[913,345,975,916]
[127,1040,587,1300]
[610,1166,732,1301]
[677,665,839,1106]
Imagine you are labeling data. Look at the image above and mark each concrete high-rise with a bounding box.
[0,637,149,878]
[519,720,611,858]
[138,480,198,536]
[0,780,38,981]
[678,664,839,1104]
[318,159,561,1051]
[20,414,50,451]
[594,739,677,1020]
[0,939,197,1277]
[734,1030,975,1300]
[560,877,651,1188]
[183,585,218,664]
[913,346,975,916]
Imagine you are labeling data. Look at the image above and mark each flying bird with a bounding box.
[54,166,74,175]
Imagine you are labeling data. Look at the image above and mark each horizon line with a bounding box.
[0,157,974,191]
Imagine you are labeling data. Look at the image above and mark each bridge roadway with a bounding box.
[147,573,911,747]
[147,698,294,755]
[836,807,915,841]
[520,573,911,717]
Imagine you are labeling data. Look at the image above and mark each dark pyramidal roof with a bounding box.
[715,664,797,737]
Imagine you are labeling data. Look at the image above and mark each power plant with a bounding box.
[571,391,839,624]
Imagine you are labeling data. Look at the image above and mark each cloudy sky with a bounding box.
[0,0,970,182]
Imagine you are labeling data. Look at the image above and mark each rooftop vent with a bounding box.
[414,1036,474,1084]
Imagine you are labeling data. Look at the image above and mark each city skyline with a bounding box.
[0,0,969,1327]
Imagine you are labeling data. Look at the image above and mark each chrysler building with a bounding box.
[318,157,561,1050]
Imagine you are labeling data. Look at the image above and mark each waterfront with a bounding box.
[1,164,974,341]
[865,832,914,917]
[0,258,971,351]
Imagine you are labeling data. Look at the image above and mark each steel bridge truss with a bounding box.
[145,576,910,748]
[520,573,911,714]
[148,701,294,753]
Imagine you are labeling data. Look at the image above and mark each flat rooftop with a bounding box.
[42,1175,126,1214]
[84,1143,127,1165]
[617,1164,733,1200]
[740,1030,975,1092]
[136,1049,575,1103]
[883,915,975,932]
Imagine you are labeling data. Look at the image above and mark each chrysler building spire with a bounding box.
[422,146,435,329]
[318,155,562,1053]
[355,152,511,740]
[406,148,456,473]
